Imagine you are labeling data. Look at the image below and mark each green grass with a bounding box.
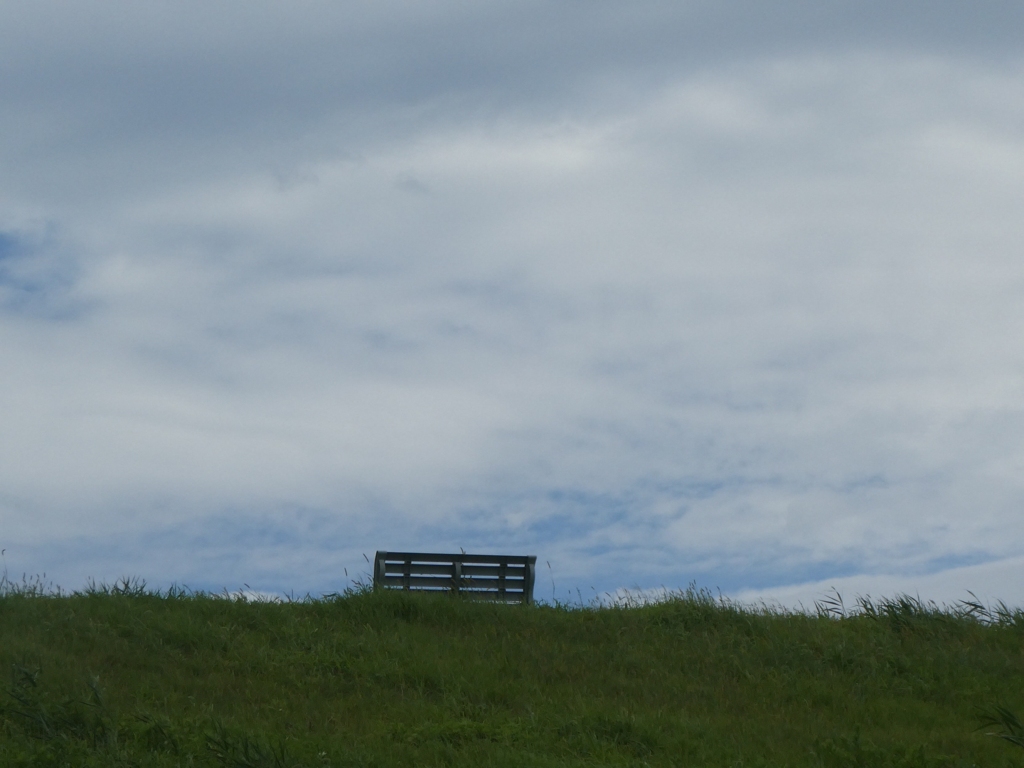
[1,578,1023,767]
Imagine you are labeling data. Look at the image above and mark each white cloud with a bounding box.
[733,555,1024,612]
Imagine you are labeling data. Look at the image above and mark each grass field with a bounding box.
[1,577,1023,767]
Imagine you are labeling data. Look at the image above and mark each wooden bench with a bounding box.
[373,551,537,604]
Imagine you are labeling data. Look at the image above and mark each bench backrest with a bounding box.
[373,551,537,604]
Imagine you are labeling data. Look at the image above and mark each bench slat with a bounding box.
[378,575,526,589]
[377,552,534,565]
[382,563,527,577]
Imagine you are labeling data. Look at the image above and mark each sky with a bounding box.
[2,1,1024,606]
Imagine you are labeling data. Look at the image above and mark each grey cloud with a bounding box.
[2,2,1021,205]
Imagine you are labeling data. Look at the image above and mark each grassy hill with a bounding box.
[1,579,1023,767]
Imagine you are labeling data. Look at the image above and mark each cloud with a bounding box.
[733,555,1024,612]
[1,3,1023,599]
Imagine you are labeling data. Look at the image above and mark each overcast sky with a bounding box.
[2,1,1024,605]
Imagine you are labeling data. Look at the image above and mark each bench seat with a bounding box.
[373,551,537,604]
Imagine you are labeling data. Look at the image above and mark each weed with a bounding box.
[2,664,115,748]
[812,728,958,768]
[977,705,1024,749]
[206,722,293,768]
